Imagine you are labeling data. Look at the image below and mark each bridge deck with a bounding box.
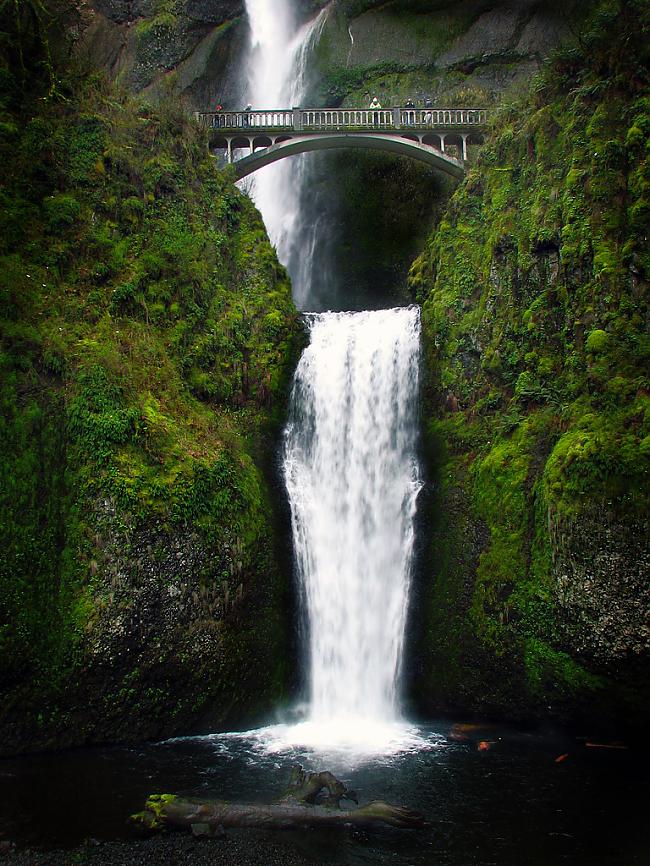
[197,107,489,134]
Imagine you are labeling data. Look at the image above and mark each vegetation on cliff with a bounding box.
[410,0,649,726]
[0,1,301,752]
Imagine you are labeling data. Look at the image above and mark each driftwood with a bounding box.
[131,765,423,835]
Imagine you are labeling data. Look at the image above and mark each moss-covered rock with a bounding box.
[0,4,302,754]
[410,0,650,729]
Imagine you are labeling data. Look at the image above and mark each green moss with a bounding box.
[585,328,609,353]
[470,433,530,649]
[523,638,604,700]
[0,5,302,749]
[414,0,650,724]
[43,193,81,230]
[131,793,178,831]
[543,406,649,514]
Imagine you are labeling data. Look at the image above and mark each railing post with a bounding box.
[292,107,303,132]
[392,106,401,129]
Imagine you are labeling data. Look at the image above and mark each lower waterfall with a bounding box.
[282,306,423,744]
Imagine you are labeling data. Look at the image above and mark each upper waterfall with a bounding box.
[244,0,328,309]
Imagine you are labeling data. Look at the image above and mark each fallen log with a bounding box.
[131,766,423,835]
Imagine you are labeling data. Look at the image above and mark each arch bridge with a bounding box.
[197,107,488,180]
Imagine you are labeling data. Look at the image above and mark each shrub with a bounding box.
[43,194,80,231]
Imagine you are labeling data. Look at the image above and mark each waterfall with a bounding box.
[244,0,328,309]
[237,2,425,753]
[283,307,423,739]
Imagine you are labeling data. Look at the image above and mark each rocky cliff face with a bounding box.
[312,0,580,108]
[408,0,650,728]
[82,0,247,105]
[80,0,583,117]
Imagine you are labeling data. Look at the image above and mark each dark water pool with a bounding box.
[1,721,648,865]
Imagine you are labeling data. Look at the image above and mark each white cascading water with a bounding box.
[244,0,328,308]
[282,307,423,746]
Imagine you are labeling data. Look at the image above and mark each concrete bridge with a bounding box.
[197,107,488,180]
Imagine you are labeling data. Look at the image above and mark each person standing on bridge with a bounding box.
[369,95,381,125]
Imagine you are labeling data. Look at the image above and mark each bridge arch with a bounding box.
[217,132,465,181]
[441,133,463,159]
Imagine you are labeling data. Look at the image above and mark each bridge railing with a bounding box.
[197,107,489,132]
[300,108,394,128]
[399,108,488,127]
[201,110,294,129]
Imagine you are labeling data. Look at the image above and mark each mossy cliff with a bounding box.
[409,0,650,728]
[0,3,302,754]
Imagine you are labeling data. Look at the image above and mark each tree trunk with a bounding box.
[131,767,423,834]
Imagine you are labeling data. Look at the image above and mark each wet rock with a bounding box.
[550,510,650,663]
[91,0,132,23]
[83,0,248,101]
[185,0,242,24]
[0,840,15,857]
[444,392,459,413]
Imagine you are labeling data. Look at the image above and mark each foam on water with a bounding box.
[170,721,444,768]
